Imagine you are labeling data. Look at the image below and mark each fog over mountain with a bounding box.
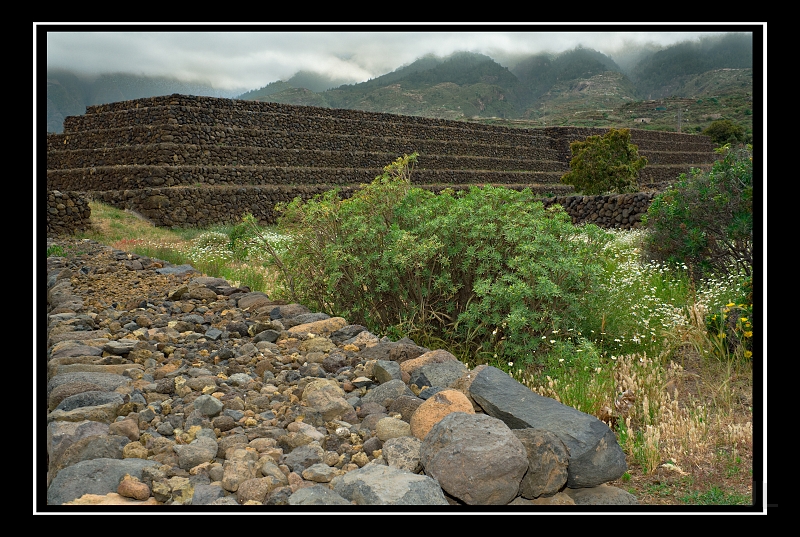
[43,26,752,92]
[43,28,758,134]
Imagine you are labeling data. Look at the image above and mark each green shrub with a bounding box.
[702,119,746,146]
[641,144,753,280]
[273,153,614,366]
[560,128,648,195]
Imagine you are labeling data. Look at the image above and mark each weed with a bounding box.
[46,244,65,257]
[678,486,751,506]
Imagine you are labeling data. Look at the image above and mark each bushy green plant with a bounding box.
[641,144,753,280]
[702,119,746,145]
[273,153,614,367]
[560,128,648,195]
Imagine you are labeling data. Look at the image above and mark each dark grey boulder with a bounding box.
[191,484,228,505]
[373,360,402,383]
[282,444,324,474]
[420,412,528,505]
[329,324,368,345]
[361,378,415,406]
[512,428,570,499]
[469,366,627,488]
[54,391,125,412]
[288,484,352,505]
[356,340,399,362]
[387,342,429,363]
[332,464,449,505]
[174,436,219,470]
[253,329,280,344]
[280,312,330,329]
[48,434,131,486]
[48,342,103,361]
[46,372,131,398]
[411,360,468,390]
[563,484,640,505]
[268,303,312,320]
[47,457,160,505]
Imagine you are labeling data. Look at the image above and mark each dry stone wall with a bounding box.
[46,190,91,236]
[45,94,717,234]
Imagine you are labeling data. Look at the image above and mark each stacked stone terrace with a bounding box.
[46,94,717,230]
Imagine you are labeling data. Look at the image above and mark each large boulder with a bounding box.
[469,366,627,488]
[331,464,449,505]
[420,412,528,505]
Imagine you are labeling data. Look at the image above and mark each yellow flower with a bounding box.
[726,302,735,308]
[744,351,753,359]
[744,331,753,338]
[740,317,748,323]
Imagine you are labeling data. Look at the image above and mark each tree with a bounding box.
[702,119,746,146]
[641,144,753,279]
[560,128,648,195]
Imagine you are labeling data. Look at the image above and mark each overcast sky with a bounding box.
[40,23,760,94]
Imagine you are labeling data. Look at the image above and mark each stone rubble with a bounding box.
[42,237,639,509]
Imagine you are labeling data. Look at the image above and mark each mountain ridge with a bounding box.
[45,32,754,136]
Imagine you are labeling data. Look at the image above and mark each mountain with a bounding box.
[44,33,754,135]
[627,32,753,99]
[316,51,527,119]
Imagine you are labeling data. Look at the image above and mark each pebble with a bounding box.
[41,237,638,510]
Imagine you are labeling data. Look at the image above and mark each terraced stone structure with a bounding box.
[45,94,718,234]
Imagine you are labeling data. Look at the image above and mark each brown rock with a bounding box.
[108,417,140,442]
[117,474,151,501]
[400,349,459,376]
[64,493,161,505]
[287,317,347,337]
[409,389,475,440]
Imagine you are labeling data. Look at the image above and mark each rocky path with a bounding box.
[41,237,639,509]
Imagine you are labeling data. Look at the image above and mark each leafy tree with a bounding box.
[641,144,753,279]
[560,128,648,195]
[702,119,746,146]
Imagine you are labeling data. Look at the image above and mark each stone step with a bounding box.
[63,104,554,147]
[46,165,569,192]
[47,124,562,161]
[46,144,567,172]
[84,182,577,228]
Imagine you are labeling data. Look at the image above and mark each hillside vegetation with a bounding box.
[46,32,755,137]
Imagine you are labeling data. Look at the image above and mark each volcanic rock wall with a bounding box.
[45,94,717,234]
